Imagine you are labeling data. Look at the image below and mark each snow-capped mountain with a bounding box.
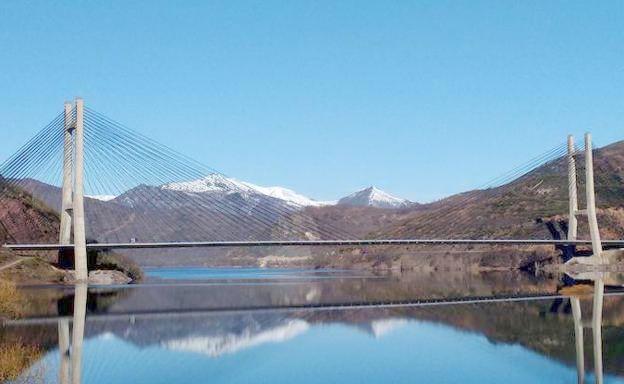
[337,186,412,209]
[162,174,248,194]
[80,176,412,213]
[162,174,332,207]
[240,182,334,207]
[86,194,117,202]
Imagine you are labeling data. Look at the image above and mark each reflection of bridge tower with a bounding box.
[567,133,604,265]
[58,283,87,384]
[59,98,88,281]
[569,278,604,384]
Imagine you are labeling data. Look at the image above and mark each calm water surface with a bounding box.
[144,267,369,281]
[3,267,624,383]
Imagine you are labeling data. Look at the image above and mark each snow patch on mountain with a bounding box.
[86,194,117,202]
[239,181,333,207]
[162,174,332,207]
[337,186,412,208]
[162,174,248,194]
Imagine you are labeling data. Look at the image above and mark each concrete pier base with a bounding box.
[565,249,624,269]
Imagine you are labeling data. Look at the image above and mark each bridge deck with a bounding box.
[4,238,624,251]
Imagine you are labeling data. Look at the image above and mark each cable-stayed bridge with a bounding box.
[1,98,622,280]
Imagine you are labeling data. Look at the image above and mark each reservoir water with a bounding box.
[3,267,624,383]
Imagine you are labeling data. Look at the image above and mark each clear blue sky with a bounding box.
[0,1,622,202]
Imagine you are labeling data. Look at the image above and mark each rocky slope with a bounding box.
[0,182,59,245]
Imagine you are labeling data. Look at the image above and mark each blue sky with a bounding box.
[0,1,622,202]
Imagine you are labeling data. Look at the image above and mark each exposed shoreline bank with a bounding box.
[0,249,141,286]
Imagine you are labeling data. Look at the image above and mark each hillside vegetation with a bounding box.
[0,181,142,283]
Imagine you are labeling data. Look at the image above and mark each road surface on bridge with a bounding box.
[4,238,624,251]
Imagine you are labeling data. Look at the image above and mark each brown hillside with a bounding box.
[377,140,624,240]
[307,140,624,241]
[0,182,59,244]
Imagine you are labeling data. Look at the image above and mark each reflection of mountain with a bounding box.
[162,319,310,357]
[153,316,405,359]
[77,284,623,376]
[369,319,407,338]
[21,295,624,379]
[29,310,619,384]
[344,318,408,338]
[8,282,624,380]
[50,270,552,349]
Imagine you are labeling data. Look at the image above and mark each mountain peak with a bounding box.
[337,186,412,209]
[162,174,332,207]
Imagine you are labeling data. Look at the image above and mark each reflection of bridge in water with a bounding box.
[4,279,616,384]
[1,98,623,279]
[567,272,608,384]
[6,289,624,325]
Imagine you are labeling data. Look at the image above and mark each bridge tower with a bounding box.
[567,133,604,264]
[59,98,88,281]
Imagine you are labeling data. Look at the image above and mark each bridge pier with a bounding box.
[59,98,88,281]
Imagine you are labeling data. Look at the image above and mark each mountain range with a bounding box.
[91,174,413,209]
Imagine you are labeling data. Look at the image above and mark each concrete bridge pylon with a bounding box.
[566,133,606,265]
[59,98,88,281]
